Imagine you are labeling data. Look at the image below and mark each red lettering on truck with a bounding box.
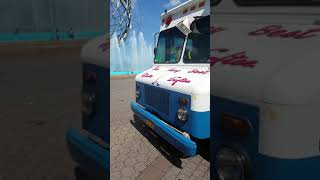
[249,25,320,39]
[152,66,160,70]
[168,68,181,73]
[211,26,226,34]
[210,48,258,68]
[98,37,110,52]
[141,73,153,78]
[167,77,191,86]
[188,69,209,74]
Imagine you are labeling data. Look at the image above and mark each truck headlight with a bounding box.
[216,148,249,180]
[82,92,96,117]
[136,85,140,99]
[222,114,251,138]
[177,108,188,121]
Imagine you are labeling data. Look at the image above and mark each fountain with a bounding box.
[110,31,153,74]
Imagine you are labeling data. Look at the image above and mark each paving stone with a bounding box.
[134,162,147,173]
[162,167,181,179]
[180,167,193,177]
[110,171,121,180]
[189,175,203,180]
[121,166,136,179]
[176,173,190,180]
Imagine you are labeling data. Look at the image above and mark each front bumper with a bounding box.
[66,128,109,179]
[131,102,197,157]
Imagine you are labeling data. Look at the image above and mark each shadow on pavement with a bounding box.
[74,167,92,180]
[74,166,109,180]
[130,115,210,169]
[195,138,210,162]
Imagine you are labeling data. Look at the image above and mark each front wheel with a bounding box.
[194,138,210,161]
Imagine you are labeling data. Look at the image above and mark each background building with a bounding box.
[0,0,107,35]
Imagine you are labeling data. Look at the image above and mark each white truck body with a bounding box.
[211,0,320,179]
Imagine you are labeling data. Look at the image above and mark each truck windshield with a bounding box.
[183,16,210,64]
[154,27,185,64]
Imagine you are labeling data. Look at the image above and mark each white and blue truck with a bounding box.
[131,0,210,157]
[65,35,109,179]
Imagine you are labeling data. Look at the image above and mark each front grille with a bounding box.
[144,85,170,116]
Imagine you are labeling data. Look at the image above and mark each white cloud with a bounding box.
[163,0,182,8]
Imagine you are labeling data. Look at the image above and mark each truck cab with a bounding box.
[211,0,320,179]
[66,35,109,179]
[131,0,210,157]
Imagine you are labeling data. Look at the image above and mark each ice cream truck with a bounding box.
[131,0,210,157]
[211,0,320,180]
[65,35,109,179]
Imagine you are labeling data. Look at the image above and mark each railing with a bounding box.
[0,31,105,42]
[110,71,142,75]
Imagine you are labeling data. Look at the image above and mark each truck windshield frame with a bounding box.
[154,27,186,64]
[234,0,320,6]
[183,16,210,64]
[211,0,222,6]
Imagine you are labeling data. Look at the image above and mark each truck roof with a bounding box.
[160,0,209,31]
[161,0,198,17]
[213,0,320,15]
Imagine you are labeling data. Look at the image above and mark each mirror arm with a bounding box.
[154,48,157,55]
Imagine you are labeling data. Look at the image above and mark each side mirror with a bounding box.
[154,48,157,55]
[153,32,159,47]
[176,17,195,35]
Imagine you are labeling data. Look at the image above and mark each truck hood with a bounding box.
[81,35,108,68]
[211,20,320,105]
[136,65,210,96]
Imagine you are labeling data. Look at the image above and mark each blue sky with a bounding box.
[131,0,188,45]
